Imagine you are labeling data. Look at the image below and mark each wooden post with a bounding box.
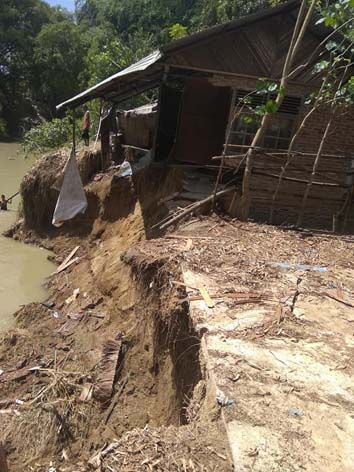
[94,99,103,152]
[151,65,169,163]
[72,109,76,155]
[100,113,111,170]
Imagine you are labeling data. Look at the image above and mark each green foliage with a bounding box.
[255,78,278,94]
[169,23,188,40]
[316,0,354,31]
[243,115,253,124]
[85,34,151,87]
[76,0,197,44]
[264,99,278,114]
[307,0,354,111]
[0,0,68,136]
[313,60,330,73]
[198,0,268,27]
[22,117,72,156]
[32,21,86,115]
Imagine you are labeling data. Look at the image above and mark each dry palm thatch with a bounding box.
[93,337,122,403]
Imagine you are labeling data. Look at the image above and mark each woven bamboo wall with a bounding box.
[224,151,353,230]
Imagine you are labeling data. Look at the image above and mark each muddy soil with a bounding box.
[0,148,232,471]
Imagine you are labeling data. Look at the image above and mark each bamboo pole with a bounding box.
[297,116,334,226]
[158,187,236,231]
[72,109,76,154]
[237,0,316,221]
[212,89,258,209]
[253,170,347,188]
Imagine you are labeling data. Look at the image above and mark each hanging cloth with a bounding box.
[52,148,88,227]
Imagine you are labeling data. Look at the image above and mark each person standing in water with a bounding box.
[0,194,11,211]
[82,105,91,146]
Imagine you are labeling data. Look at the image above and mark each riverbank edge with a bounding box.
[0,147,233,471]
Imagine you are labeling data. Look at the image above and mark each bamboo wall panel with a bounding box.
[225,152,353,229]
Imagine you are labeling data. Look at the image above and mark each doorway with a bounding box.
[172,79,231,165]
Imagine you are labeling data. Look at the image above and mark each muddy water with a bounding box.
[0,143,54,330]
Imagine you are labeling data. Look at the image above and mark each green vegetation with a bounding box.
[22,116,72,156]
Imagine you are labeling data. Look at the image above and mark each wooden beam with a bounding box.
[223,144,352,160]
[253,170,349,188]
[167,63,314,88]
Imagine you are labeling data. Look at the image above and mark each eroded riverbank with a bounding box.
[0,147,232,471]
[2,146,354,471]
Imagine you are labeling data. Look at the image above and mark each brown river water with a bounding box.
[0,143,54,331]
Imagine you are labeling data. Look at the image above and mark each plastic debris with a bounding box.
[65,288,80,305]
[288,407,303,417]
[119,161,133,178]
[79,383,93,402]
[216,388,235,407]
[270,262,328,273]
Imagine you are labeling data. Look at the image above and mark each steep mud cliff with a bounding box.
[0,148,232,471]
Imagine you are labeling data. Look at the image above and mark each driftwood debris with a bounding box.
[52,246,80,276]
[94,337,122,402]
[0,366,37,383]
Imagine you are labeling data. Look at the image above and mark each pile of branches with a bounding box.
[88,424,231,472]
[1,366,93,469]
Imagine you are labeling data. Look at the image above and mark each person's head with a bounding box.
[1,195,5,201]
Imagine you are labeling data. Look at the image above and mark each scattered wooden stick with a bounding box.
[104,374,130,425]
[52,246,80,276]
[198,286,215,308]
[158,187,237,231]
[323,289,354,308]
[55,257,79,276]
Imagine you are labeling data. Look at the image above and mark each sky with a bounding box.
[45,0,75,11]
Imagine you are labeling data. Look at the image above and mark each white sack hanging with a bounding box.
[52,148,88,227]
